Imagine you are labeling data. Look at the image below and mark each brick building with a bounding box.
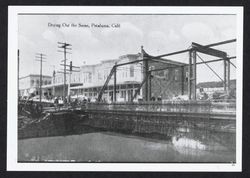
[148,59,188,100]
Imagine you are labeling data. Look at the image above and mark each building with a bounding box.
[70,54,143,102]
[41,70,82,97]
[69,53,188,102]
[197,79,236,95]
[40,52,189,102]
[19,74,52,97]
[148,59,188,100]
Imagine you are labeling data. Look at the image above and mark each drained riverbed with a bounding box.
[18,132,235,163]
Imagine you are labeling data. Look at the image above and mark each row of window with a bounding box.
[31,79,51,86]
[72,89,140,99]
[53,64,137,85]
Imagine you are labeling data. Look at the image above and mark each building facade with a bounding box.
[19,74,52,97]
[70,54,143,102]
[148,59,188,100]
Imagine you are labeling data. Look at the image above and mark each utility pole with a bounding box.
[58,42,72,99]
[35,53,46,103]
[53,70,56,96]
[57,61,80,98]
[50,65,56,96]
[67,61,80,98]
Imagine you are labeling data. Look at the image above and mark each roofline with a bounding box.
[19,74,52,80]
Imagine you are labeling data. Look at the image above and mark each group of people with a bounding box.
[53,96,91,111]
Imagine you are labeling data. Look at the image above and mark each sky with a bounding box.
[18,14,237,82]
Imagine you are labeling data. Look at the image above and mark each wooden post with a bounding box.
[63,47,66,99]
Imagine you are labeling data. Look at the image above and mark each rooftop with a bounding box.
[19,74,52,80]
[197,79,236,88]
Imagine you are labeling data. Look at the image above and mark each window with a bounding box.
[185,72,189,82]
[164,69,169,80]
[175,69,179,81]
[88,73,92,83]
[121,91,126,98]
[97,72,100,80]
[44,81,48,85]
[36,79,39,85]
[31,80,35,86]
[130,65,134,77]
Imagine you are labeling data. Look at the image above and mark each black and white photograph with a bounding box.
[7,6,243,171]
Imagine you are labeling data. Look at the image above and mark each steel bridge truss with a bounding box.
[97,39,236,102]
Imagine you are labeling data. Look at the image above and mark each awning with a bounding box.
[42,83,82,89]
[70,81,140,90]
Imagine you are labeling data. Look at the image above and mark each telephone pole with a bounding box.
[67,61,80,98]
[58,42,72,99]
[35,53,46,103]
[51,65,56,96]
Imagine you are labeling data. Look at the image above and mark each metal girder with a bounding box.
[192,42,227,58]
[149,39,235,60]
[131,75,148,102]
[149,56,236,72]
[97,66,115,102]
[150,58,185,66]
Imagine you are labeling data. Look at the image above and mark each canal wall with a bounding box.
[84,110,235,151]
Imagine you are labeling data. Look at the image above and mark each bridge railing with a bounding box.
[86,100,236,114]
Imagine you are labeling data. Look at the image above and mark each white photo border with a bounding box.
[7,6,243,172]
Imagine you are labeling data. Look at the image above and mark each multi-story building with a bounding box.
[41,52,188,102]
[41,70,82,97]
[69,53,188,102]
[70,54,143,102]
[19,74,52,97]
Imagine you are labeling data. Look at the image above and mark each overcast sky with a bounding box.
[18,14,237,82]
